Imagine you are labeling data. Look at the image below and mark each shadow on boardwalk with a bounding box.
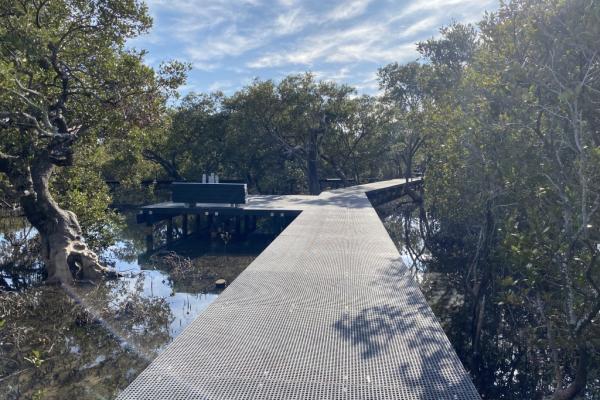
[333,262,480,399]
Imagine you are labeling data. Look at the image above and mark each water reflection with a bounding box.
[106,243,220,340]
[0,214,266,399]
[375,200,466,321]
[375,200,428,281]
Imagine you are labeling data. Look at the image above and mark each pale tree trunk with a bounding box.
[10,155,114,283]
[319,154,348,186]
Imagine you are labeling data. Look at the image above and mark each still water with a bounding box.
[106,241,220,340]
[0,215,267,399]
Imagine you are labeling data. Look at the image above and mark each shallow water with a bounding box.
[106,241,220,340]
[0,215,267,399]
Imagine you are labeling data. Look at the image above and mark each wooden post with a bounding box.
[145,223,153,253]
[182,214,188,237]
[270,212,278,234]
[167,218,173,246]
[195,214,201,234]
[215,213,222,238]
[207,213,215,239]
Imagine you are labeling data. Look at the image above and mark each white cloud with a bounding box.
[161,2,317,65]
[312,67,351,83]
[326,0,373,22]
[185,26,265,63]
[277,0,298,6]
[191,61,220,72]
[247,18,419,68]
[275,8,314,35]
[141,0,261,46]
[131,0,499,95]
[398,16,440,38]
[208,80,234,92]
[401,0,491,15]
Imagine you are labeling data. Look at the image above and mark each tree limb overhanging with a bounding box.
[0,0,187,283]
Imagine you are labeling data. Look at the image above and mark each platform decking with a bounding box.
[119,179,481,400]
[139,194,317,217]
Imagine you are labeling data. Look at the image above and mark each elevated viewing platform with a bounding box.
[138,193,317,221]
[120,179,481,399]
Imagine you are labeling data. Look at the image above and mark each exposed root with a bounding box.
[44,236,119,284]
[67,241,116,280]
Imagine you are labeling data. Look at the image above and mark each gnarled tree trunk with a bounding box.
[10,155,114,284]
[142,148,183,181]
[550,342,588,400]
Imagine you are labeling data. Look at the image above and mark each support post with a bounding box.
[182,214,188,237]
[145,223,153,253]
[207,213,215,239]
[270,213,278,234]
[167,218,174,246]
[195,214,201,234]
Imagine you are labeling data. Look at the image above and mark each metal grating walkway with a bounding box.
[118,179,481,400]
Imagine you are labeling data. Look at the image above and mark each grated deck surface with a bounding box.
[119,179,481,400]
[141,194,318,212]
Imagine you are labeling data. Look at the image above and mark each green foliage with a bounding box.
[0,0,187,255]
[51,144,123,252]
[393,1,600,398]
[145,73,393,194]
[2,0,598,397]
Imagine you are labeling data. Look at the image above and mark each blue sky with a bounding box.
[129,0,499,96]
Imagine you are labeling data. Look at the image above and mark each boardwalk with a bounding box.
[140,194,317,214]
[119,179,481,400]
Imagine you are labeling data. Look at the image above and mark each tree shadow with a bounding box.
[332,266,481,399]
[333,303,408,359]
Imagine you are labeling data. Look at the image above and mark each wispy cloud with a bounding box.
[186,26,264,63]
[398,16,440,38]
[131,0,499,95]
[326,0,373,22]
[399,0,497,25]
[208,80,234,92]
[275,8,314,35]
[247,18,420,68]
[277,0,298,6]
[312,67,351,83]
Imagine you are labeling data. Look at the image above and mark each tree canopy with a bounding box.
[394,1,600,398]
[0,0,599,398]
[144,74,393,194]
[0,0,186,282]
